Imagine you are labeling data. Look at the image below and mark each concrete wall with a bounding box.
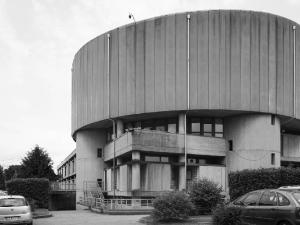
[72,10,300,136]
[76,130,106,203]
[224,114,281,171]
[282,134,300,158]
[104,130,226,161]
[197,166,226,191]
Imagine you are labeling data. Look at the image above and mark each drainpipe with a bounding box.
[293,25,296,118]
[185,13,191,191]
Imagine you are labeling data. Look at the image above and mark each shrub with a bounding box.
[189,178,223,215]
[6,178,49,208]
[229,167,300,200]
[152,191,194,222]
[213,204,242,225]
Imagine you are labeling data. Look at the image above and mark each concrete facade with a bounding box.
[58,10,300,201]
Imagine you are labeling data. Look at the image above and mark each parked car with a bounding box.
[0,195,32,225]
[228,189,300,225]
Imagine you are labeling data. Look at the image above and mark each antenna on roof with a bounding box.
[128,13,136,22]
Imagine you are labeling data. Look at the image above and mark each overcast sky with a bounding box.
[1,0,300,170]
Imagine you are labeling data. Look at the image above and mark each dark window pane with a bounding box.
[204,123,212,132]
[215,124,223,133]
[156,125,166,131]
[259,191,277,206]
[278,193,290,206]
[204,132,212,137]
[192,123,200,133]
[145,156,160,162]
[215,133,223,138]
[243,192,260,206]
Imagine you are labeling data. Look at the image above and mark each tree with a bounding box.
[20,145,57,181]
[4,165,21,181]
[0,165,5,190]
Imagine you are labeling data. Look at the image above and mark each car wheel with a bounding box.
[278,221,292,225]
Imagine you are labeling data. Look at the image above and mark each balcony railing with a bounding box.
[104,129,226,161]
[95,198,153,210]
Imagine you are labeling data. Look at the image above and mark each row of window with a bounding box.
[106,117,224,142]
[234,191,291,206]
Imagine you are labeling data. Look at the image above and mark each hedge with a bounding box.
[6,178,49,208]
[229,167,300,200]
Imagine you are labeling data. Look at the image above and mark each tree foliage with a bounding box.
[189,178,223,215]
[4,165,21,181]
[0,165,5,190]
[20,145,57,181]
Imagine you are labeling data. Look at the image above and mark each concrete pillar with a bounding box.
[178,155,186,191]
[75,130,106,208]
[132,151,141,190]
[178,113,185,134]
[116,119,124,138]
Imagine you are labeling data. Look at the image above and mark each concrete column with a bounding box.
[132,151,141,190]
[178,113,185,134]
[75,130,106,207]
[178,155,186,191]
[116,119,124,138]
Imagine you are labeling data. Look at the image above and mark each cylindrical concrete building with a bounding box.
[69,10,300,202]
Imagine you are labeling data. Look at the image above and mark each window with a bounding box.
[203,118,213,137]
[229,140,233,151]
[215,118,223,137]
[141,120,154,130]
[190,118,201,135]
[271,153,275,165]
[243,192,261,206]
[167,118,177,133]
[259,191,277,206]
[97,148,103,158]
[271,115,276,125]
[145,156,160,162]
[278,193,290,206]
[155,120,166,131]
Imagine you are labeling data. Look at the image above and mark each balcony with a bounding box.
[104,129,227,161]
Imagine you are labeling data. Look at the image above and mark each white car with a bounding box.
[0,195,33,225]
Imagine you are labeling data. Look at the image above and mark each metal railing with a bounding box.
[95,198,153,210]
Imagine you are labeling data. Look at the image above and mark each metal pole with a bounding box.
[107,33,111,117]
[293,25,296,117]
[185,13,191,191]
[112,120,116,199]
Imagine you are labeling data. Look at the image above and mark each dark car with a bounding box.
[228,189,300,225]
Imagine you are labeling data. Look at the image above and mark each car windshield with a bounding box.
[0,198,26,207]
[292,192,300,204]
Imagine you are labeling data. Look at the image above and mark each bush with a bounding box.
[189,178,223,215]
[6,178,49,208]
[152,191,194,222]
[213,204,242,225]
[229,167,300,200]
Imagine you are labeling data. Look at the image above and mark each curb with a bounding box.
[33,214,53,219]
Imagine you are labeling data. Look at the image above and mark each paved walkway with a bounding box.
[34,209,144,225]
